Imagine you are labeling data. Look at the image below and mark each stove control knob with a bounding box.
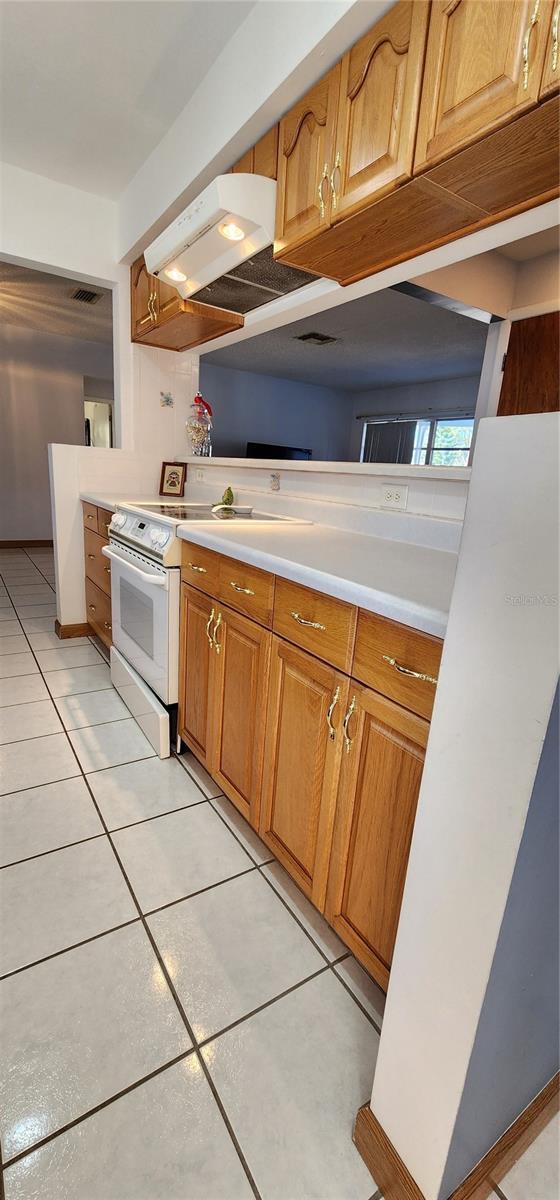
[157,530,170,547]
[112,513,126,530]
[149,528,160,544]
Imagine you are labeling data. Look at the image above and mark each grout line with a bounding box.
[197,962,331,1050]
[330,963,383,1036]
[0,726,66,748]
[0,918,142,982]
[1,1050,195,1170]
[492,1185,510,1200]
[106,795,209,834]
[0,771,82,799]
[173,750,223,799]
[0,832,106,872]
[144,865,259,918]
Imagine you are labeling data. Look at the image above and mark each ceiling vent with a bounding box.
[71,287,102,305]
[295,331,337,346]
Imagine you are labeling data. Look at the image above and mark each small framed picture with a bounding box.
[159,461,186,497]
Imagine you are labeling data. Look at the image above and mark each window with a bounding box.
[361,416,474,466]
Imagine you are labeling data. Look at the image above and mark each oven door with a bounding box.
[102,541,179,704]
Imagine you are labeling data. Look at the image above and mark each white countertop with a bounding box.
[177,522,457,638]
[80,491,163,512]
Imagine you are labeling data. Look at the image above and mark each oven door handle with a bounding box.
[101,546,168,588]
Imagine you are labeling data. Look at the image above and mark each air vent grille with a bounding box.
[71,288,102,305]
[295,331,337,346]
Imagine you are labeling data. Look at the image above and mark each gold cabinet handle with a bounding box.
[382,655,438,686]
[151,290,158,321]
[230,581,255,596]
[523,0,541,88]
[330,150,342,212]
[86,515,95,521]
[87,553,95,559]
[88,604,96,612]
[342,696,357,755]
[189,562,207,574]
[206,606,215,648]
[326,685,340,741]
[552,0,559,70]
[212,611,222,654]
[317,162,330,219]
[291,610,326,631]
[104,621,112,630]
[104,566,111,574]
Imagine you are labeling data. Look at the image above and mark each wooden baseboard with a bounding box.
[354,1072,559,1200]
[55,620,90,640]
[0,539,54,548]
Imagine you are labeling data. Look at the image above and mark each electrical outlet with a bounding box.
[195,468,204,483]
[270,472,280,492]
[382,485,408,510]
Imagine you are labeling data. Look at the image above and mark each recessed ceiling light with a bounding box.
[219,221,245,242]
[165,266,187,282]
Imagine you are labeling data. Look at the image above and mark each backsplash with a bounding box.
[176,459,469,552]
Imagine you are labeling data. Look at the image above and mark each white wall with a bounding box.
[199,361,352,459]
[0,322,113,541]
[509,249,560,319]
[348,375,481,460]
[369,412,560,1199]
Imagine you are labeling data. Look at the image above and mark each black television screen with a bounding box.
[246,441,312,460]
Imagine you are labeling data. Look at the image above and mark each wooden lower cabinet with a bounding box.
[179,584,216,770]
[82,501,112,648]
[260,638,349,909]
[85,577,112,648]
[211,606,271,827]
[325,684,429,989]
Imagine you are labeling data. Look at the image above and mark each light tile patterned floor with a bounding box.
[0,547,556,1200]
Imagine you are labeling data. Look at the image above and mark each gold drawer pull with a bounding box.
[342,696,357,754]
[230,581,255,596]
[212,611,222,654]
[330,150,342,211]
[317,162,330,219]
[88,604,96,612]
[291,610,326,631]
[104,566,111,574]
[522,0,541,88]
[86,515,95,521]
[382,655,438,686]
[206,607,215,647]
[87,554,95,560]
[104,621,112,630]
[326,685,340,741]
[189,562,207,574]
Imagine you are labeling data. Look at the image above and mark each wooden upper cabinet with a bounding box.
[540,0,560,95]
[414,0,553,172]
[131,256,157,338]
[253,125,279,180]
[497,312,560,415]
[325,684,429,989]
[332,1,429,222]
[275,64,340,257]
[260,638,349,908]
[211,605,271,828]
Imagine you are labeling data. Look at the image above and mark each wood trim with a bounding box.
[55,620,90,639]
[0,539,53,548]
[354,1073,560,1200]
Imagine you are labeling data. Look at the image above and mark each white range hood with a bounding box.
[144,174,277,300]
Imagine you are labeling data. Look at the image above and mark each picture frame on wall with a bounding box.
[159,461,186,497]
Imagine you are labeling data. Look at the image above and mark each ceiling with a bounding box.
[497,227,560,261]
[0,262,113,343]
[202,287,489,391]
[0,0,254,198]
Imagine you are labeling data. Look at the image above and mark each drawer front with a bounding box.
[85,577,112,647]
[181,541,221,597]
[84,528,111,597]
[97,507,114,540]
[218,556,274,627]
[353,610,442,720]
[82,501,98,530]
[273,578,357,673]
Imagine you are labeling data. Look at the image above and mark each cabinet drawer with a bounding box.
[84,528,111,598]
[218,556,274,627]
[181,541,221,597]
[97,507,114,540]
[82,501,98,530]
[353,610,442,720]
[85,577,112,648]
[273,578,357,673]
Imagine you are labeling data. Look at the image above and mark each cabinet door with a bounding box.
[155,275,183,325]
[540,0,560,95]
[178,584,216,769]
[325,684,428,989]
[260,638,349,908]
[414,0,553,171]
[332,1,429,222]
[274,65,340,257]
[210,606,271,828]
[497,312,560,415]
[130,256,157,338]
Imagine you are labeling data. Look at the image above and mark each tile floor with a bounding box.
[0,546,557,1199]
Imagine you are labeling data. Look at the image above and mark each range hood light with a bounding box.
[165,266,188,282]
[219,221,245,242]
